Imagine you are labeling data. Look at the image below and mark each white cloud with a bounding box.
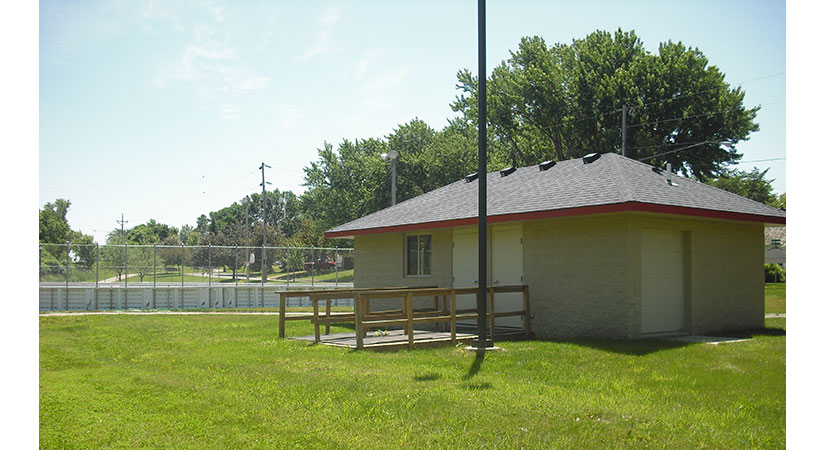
[154,25,270,93]
[295,6,342,61]
[359,68,409,109]
[219,104,242,120]
[276,107,304,129]
[353,50,382,80]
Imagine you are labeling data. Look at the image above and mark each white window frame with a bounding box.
[405,233,432,277]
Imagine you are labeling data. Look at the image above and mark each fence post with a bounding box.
[124,243,128,290]
[450,290,456,345]
[406,292,414,349]
[152,244,157,308]
[278,292,285,338]
[311,246,315,287]
[523,286,531,339]
[355,294,364,350]
[180,244,185,288]
[335,246,339,288]
[95,243,99,309]
[65,241,70,310]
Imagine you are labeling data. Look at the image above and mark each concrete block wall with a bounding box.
[523,214,633,339]
[623,214,765,336]
[354,229,453,312]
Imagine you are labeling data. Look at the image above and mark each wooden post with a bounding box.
[402,294,409,336]
[325,298,332,335]
[312,294,320,343]
[355,294,364,350]
[406,292,414,349]
[450,290,456,344]
[441,294,448,332]
[523,286,531,338]
[364,297,371,337]
[278,292,286,338]
[488,288,495,341]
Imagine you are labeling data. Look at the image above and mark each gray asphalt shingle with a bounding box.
[326,153,786,236]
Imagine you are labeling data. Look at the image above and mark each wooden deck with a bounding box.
[290,327,526,350]
[278,285,531,350]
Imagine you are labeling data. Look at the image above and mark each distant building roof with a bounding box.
[326,152,786,238]
[765,226,786,247]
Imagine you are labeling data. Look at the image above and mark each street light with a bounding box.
[381,149,398,206]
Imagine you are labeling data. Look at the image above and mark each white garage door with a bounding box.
[641,230,684,334]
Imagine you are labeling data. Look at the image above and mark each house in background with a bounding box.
[325,153,786,339]
[765,226,786,269]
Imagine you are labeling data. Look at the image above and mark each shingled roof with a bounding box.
[325,152,786,238]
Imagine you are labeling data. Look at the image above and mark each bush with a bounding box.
[764,263,786,283]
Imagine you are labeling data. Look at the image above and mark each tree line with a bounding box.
[40,29,785,274]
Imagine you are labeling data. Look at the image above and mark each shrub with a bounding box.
[764,263,786,283]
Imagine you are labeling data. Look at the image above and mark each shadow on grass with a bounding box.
[463,352,485,380]
[413,372,442,382]
[563,338,692,356]
[715,327,786,339]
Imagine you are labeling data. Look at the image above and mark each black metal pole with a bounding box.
[476,0,489,351]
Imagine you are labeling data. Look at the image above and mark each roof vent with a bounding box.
[666,162,677,186]
[465,172,478,182]
[582,153,600,164]
[539,160,556,171]
[500,167,516,177]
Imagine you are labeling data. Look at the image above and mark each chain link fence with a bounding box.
[39,244,355,288]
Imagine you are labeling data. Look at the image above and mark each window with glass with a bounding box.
[406,234,432,276]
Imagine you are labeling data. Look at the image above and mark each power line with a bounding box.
[637,71,786,109]
[737,157,786,163]
[628,100,784,130]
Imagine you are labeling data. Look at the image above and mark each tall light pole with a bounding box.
[381,149,398,206]
[476,0,489,352]
[260,163,271,285]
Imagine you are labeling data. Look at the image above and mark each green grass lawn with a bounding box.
[765,283,786,314]
[40,315,785,449]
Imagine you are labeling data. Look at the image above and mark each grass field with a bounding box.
[39,313,786,448]
[765,283,786,314]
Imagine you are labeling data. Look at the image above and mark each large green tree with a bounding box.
[39,199,96,274]
[453,29,760,180]
[705,167,781,206]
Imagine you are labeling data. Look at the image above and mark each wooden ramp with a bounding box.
[290,327,526,350]
[279,285,531,350]
[291,329,476,349]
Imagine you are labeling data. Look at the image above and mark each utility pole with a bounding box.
[622,105,627,157]
[260,163,271,285]
[116,213,128,237]
[117,213,128,288]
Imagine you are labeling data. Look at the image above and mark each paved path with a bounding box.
[765,313,786,318]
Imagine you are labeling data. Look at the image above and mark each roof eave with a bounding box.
[323,201,786,239]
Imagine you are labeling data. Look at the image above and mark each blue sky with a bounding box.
[38,0,786,244]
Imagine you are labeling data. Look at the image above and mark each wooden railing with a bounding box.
[278,285,531,349]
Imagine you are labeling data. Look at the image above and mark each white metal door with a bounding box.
[492,225,524,329]
[452,228,478,326]
[641,230,684,334]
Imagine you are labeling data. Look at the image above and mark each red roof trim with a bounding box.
[324,201,786,238]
